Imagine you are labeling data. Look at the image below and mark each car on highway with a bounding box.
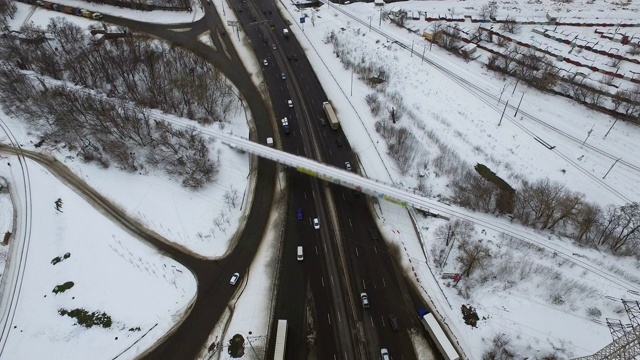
[369,227,379,240]
[320,117,326,126]
[230,272,240,285]
[287,54,292,60]
[380,348,390,360]
[297,208,303,220]
[263,59,268,66]
[287,99,293,108]
[360,292,369,308]
[272,43,277,50]
[293,54,298,61]
[281,72,286,80]
[336,138,343,147]
[345,161,351,171]
[389,315,399,331]
[313,218,320,229]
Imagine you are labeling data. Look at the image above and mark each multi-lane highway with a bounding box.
[229,2,429,359]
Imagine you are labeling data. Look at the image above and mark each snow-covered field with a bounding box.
[0,156,197,359]
[2,0,640,359]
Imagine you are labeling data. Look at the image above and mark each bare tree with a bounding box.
[479,0,498,19]
[499,16,521,34]
[456,239,491,277]
[0,0,17,25]
[571,201,602,246]
[435,220,461,246]
[224,187,239,209]
[600,74,616,87]
[438,27,461,51]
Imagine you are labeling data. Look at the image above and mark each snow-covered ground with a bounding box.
[2,0,640,359]
[0,156,197,359]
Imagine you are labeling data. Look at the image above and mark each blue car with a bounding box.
[297,208,303,220]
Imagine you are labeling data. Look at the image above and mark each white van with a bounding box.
[297,246,303,261]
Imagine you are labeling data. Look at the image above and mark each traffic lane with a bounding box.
[332,187,418,360]
[331,188,382,356]
[268,173,313,360]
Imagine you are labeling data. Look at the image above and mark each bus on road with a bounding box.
[273,319,287,360]
[323,101,339,130]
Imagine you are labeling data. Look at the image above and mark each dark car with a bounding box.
[262,37,268,43]
[336,138,343,147]
[293,54,298,61]
[369,227,379,240]
[320,117,326,126]
[389,315,399,331]
[287,54,292,60]
[297,208,303,220]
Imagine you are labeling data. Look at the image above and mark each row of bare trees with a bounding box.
[0,18,237,125]
[0,66,218,188]
[0,18,235,188]
[451,169,640,255]
[0,64,219,188]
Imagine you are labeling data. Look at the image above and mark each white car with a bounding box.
[230,272,240,285]
[263,59,268,66]
[345,162,352,171]
[287,99,293,108]
[380,348,390,360]
[313,218,320,230]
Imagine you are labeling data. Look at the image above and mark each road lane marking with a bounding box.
[321,277,325,287]
[355,247,359,257]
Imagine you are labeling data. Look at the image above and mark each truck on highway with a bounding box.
[322,101,339,130]
[273,319,287,360]
[281,117,290,134]
[283,28,289,38]
[418,307,460,360]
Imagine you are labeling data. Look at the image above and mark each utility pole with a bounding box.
[222,0,225,16]
[582,125,594,145]
[603,158,620,179]
[498,100,509,126]
[410,40,414,56]
[369,14,372,32]
[513,93,524,117]
[497,83,507,105]
[421,45,426,64]
[604,118,619,139]
[511,78,519,95]
[350,68,353,96]
[379,7,382,27]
